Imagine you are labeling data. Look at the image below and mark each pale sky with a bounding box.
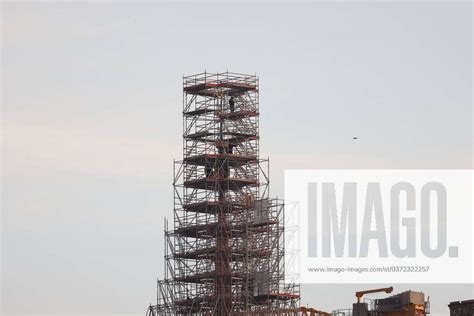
[1,2,472,315]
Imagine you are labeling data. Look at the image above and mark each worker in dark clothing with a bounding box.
[223,161,230,178]
[229,96,235,112]
[205,165,212,177]
[228,144,235,154]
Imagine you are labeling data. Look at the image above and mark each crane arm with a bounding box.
[355,286,393,303]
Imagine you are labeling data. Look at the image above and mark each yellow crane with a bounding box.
[355,286,393,303]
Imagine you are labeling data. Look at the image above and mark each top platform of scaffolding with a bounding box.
[183,72,258,97]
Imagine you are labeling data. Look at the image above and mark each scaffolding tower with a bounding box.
[147,72,300,315]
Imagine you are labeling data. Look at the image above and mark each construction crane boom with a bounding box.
[355,286,393,303]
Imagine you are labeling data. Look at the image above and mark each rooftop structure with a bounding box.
[448,299,474,316]
[337,290,429,316]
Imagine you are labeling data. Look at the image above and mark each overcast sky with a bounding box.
[1,2,472,315]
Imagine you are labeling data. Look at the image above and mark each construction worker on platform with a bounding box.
[227,144,235,154]
[245,193,254,209]
[205,165,212,177]
[229,96,235,112]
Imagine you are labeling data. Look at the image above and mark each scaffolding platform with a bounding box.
[174,219,278,238]
[183,153,258,167]
[216,110,259,120]
[254,293,301,301]
[183,177,258,191]
[183,108,258,120]
[174,246,271,260]
[182,200,246,214]
[174,271,247,284]
[183,108,215,116]
[183,82,257,97]
[185,131,258,144]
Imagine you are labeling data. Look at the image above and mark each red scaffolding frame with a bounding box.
[147,72,300,315]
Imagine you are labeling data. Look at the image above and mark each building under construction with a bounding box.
[332,288,430,316]
[147,72,300,315]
